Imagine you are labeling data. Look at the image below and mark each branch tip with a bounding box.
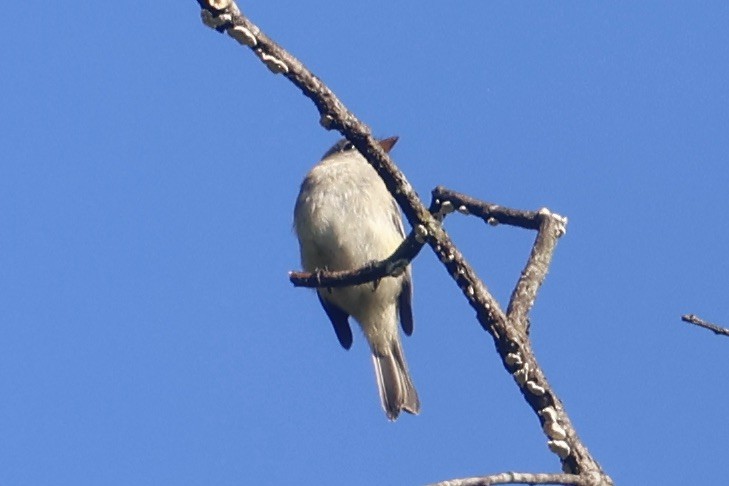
[681,314,729,337]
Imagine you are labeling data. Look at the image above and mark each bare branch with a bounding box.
[432,187,568,332]
[290,190,445,288]
[428,472,590,486]
[681,314,729,337]
[506,209,567,332]
[289,231,425,288]
[433,186,543,230]
[195,2,612,483]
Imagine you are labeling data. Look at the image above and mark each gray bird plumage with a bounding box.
[293,137,420,420]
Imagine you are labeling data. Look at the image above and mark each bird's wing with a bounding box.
[398,272,414,336]
[317,293,353,349]
[390,199,414,336]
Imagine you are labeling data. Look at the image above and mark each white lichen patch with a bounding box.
[548,440,570,459]
[228,25,257,46]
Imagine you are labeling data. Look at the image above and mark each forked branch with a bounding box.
[195,2,612,484]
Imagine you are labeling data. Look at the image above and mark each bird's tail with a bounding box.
[372,338,420,420]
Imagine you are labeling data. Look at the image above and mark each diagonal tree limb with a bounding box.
[195,2,612,484]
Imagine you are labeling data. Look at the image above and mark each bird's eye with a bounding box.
[322,140,357,159]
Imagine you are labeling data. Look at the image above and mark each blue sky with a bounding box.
[2,2,728,485]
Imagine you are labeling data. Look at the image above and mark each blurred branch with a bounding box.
[681,314,729,337]
[428,471,589,486]
[195,1,612,484]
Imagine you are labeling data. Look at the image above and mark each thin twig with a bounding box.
[681,314,729,337]
[506,210,567,332]
[433,186,543,230]
[289,232,425,288]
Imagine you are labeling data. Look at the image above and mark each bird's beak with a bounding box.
[378,136,399,153]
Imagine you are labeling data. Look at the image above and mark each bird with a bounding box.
[293,136,420,420]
